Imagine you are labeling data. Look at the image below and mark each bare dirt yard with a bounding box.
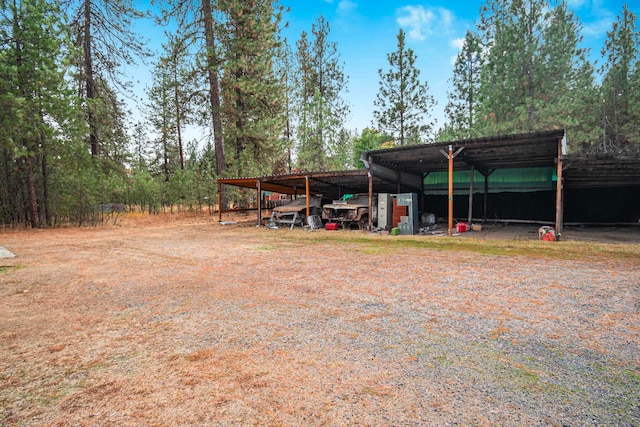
[1,213,639,426]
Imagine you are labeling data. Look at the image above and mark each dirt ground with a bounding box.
[1,213,639,426]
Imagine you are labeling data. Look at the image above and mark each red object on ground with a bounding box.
[456,222,469,233]
[325,223,339,230]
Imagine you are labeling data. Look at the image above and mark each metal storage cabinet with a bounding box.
[377,193,393,229]
[394,193,418,235]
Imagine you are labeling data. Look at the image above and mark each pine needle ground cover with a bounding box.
[1,215,638,426]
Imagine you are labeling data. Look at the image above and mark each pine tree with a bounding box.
[444,30,483,140]
[66,0,150,157]
[599,5,639,152]
[154,0,229,176]
[295,16,350,170]
[146,37,195,179]
[274,40,296,174]
[373,29,436,145]
[147,60,179,181]
[219,0,287,177]
[476,0,600,147]
[1,0,87,227]
[538,2,599,150]
[477,0,548,134]
[627,58,640,150]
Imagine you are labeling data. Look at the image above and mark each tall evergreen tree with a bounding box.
[599,5,639,152]
[147,60,179,181]
[477,0,548,134]
[274,39,296,174]
[146,37,195,178]
[66,0,150,156]
[0,0,85,227]
[295,16,350,170]
[373,29,436,145]
[219,0,287,177]
[538,2,599,149]
[155,0,226,176]
[476,0,600,149]
[444,30,483,140]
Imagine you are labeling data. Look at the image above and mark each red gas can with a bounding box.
[325,223,339,231]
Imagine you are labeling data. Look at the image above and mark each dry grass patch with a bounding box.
[0,215,638,426]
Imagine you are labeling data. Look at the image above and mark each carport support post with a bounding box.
[448,144,453,237]
[483,173,488,223]
[555,140,564,234]
[305,176,310,219]
[468,166,474,225]
[368,170,373,231]
[257,179,262,226]
[218,181,222,222]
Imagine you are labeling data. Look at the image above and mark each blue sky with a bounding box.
[130,1,635,138]
[279,0,634,133]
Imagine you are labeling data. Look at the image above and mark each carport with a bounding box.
[363,129,567,235]
[218,131,567,232]
[218,129,640,233]
[217,170,381,226]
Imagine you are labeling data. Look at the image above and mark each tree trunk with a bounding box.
[84,0,99,156]
[24,153,40,229]
[2,148,17,225]
[41,140,51,227]
[202,0,225,176]
[235,82,244,176]
[174,65,184,170]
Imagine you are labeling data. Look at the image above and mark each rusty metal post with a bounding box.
[448,144,453,237]
[368,170,373,231]
[483,173,488,223]
[218,181,222,222]
[555,138,564,234]
[468,165,474,224]
[305,176,310,220]
[257,179,262,226]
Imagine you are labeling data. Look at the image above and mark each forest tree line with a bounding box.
[1,0,638,227]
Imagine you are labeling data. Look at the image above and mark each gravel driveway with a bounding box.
[1,216,639,426]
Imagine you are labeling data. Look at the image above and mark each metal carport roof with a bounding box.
[363,129,565,187]
[563,153,640,188]
[217,169,376,201]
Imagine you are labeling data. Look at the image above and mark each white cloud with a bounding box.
[397,5,434,40]
[396,6,454,41]
[566,0,588,8]
[450,37,465,50]
[448,39,464,66]
[439,8,453,28]
[338,0,357,15]
[583,17,614,37]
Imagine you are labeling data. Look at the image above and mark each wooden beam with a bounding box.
[368,170,373,230]
[218,181,222,222]
[448,145,453,236]
[441,145,463,237]
[555,138,564,234]
[483,174,488,224]
[305,176,310,219]
[257,179,262,226]
[468,166,474,224]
